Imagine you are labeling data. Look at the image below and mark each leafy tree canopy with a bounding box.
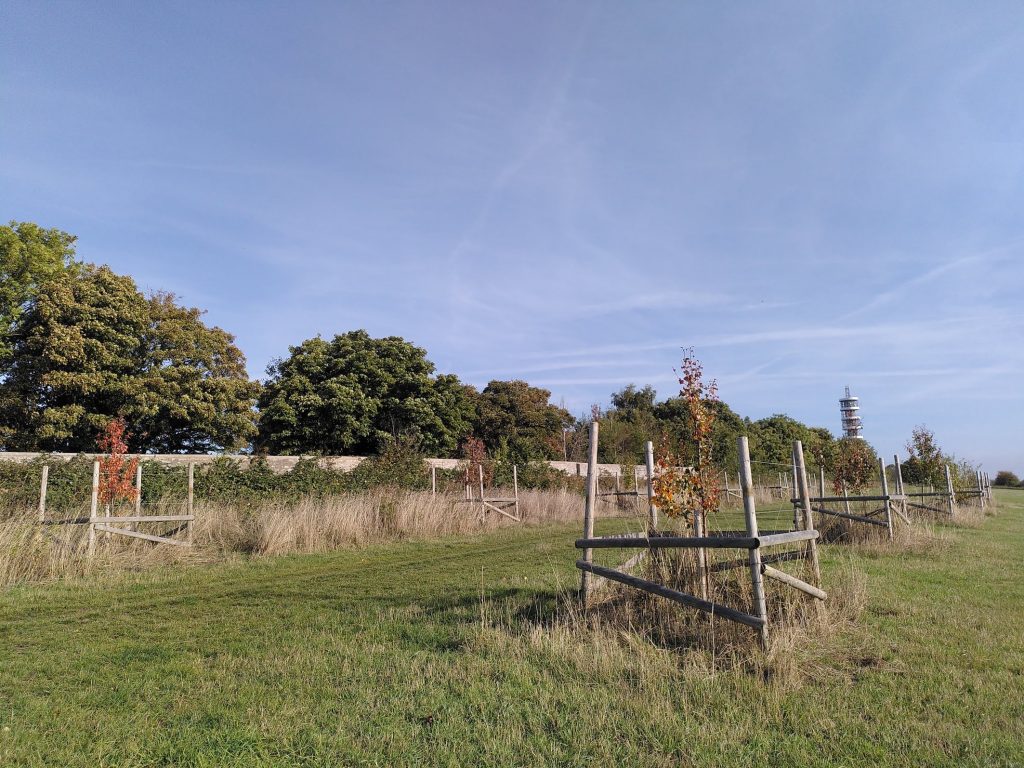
[993,470,1020,487]
[0,265,258,452]
[903,425,946,485]
[256,330,474,456]
[0,221,80,361]
[471,380,573,463]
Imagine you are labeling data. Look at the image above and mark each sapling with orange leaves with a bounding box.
[97,417,139,513]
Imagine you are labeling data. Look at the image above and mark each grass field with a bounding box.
[0,493,1021,766]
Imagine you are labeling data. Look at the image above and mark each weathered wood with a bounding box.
[512,464,519,520]
[763,566,827,600]
[575,560,765,629]
[946,462,954,518]
[711,549,807,573]
[38,464,49,523]
[757,530,820,548]
[894,454,908,520]
[135,463,142,515]
[431,465,436,495]
[89,515,194,524]
[813,506,889,527]
[478,464,485,520]
[580,421,599,606]
[738,435,769,647]
[187,462,195,544]
[790,494,898,503]
[791,440,823,612]
[575,535,759,550]
[94,525,191,547]
[619,550,647,574]
[88,460,100,557]
[879,457,894,540]
[482,501,520,521]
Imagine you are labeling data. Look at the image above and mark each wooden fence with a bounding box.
[575,423,825,647]
[39,460,194,555]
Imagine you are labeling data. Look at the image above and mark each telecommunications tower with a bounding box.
[839,386,863,439]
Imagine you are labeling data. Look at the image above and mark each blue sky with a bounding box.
[2,2,1022,470]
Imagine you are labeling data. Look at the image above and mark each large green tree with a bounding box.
[0,221,79,361]
[471,380,573,462]
[256,330,473,456]
[0,265,258,452]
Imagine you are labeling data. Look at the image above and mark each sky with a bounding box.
[2,1,1023,470]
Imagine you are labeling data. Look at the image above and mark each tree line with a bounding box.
[0,221,966,482]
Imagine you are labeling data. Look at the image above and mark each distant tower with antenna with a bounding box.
[839,386,863,439]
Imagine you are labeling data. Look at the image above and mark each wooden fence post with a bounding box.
[187,462,195,544]
[738,436,768,648]
[893,454,909,521]
[976,470,986,510]
[644,440,657,533]
[478,464,486,518]
[88,460,100,557]
[513,464,519,519]
[945,464,956,516]
[135,463,142,515]
[793,441,823,611]
[38,464,49,523]
[431,465,436,495]
[879,457,893,540]
[580,422,599,607]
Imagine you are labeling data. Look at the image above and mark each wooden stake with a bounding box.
[88,460,100,557]
[738,436,768,648]
[879,457,893,540]
[580,422,599,607]
[38,464,49,523]
[135,463,142,515]
[478,464,485,519]
[431,465,436,495]
[513,464,519,520]
[894,454,908,519]
[187,462,194,544]
[943,464,956,516]
[792,441,823,609]
[644,441,657,533]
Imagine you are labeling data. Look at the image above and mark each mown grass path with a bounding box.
[0,496,1022,766]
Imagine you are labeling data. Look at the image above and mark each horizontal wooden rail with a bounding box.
[903,492,952,498]
[907,502,951,514]
[790,494,904,504]
[575,535,758,550]
[756,530,820,548]
[813,507,889,527]
[94,525,191,547]
[482,502,520,521]
[575,560,765,629]
[90,515,194,524]
[577,529,819,551]
[762,566,827,600]
[711,549,807,573]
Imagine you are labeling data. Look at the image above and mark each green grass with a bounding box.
[0,495,1022,766]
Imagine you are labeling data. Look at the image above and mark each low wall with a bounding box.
[0,452,640,477]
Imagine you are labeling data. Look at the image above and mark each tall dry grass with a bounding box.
[475,549,869,690]
[0,488,587,587]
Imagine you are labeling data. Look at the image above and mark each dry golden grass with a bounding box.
[0,488,589,586]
